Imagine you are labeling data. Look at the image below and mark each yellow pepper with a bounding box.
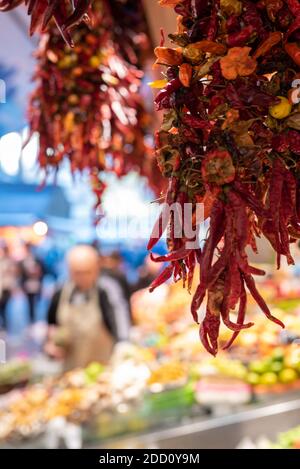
[269,96,292,120]
[220,0,242,16]
[148,79,169,88]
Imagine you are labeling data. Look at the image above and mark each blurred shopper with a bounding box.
[45,245,131,370]
[99,251,132,320]
[0,243,19,329]
[20,243,44,323]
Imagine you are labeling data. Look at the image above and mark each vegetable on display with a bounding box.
[148,0,300,355]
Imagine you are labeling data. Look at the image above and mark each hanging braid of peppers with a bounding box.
[0,1,93,46]
[27,0,161,209]
[109,0,166,196]
[148,0,300,355]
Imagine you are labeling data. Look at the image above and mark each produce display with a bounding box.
[148,0,300,355]
[27,0,161,208]
[0,0,92,46]
[0,352,150,442]
[1,280,300,445]
[0,360,32,395]
[131,279,300,392]
[273,425,300,448]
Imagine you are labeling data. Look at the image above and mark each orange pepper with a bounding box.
[220,47,257,80]
[253,31,282,59]
[159,0,182,5]
[191,40,227,55]
[221,109,240,130]
[179,63,193,87]
[154,46,183,66]
[177,15,186,34]
[285,43,300,67]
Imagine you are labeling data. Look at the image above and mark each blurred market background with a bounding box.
[0,1,300,450]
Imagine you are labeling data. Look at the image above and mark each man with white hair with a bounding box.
[46,245,131,370]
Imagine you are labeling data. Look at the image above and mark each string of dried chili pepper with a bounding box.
[149,0,300,355]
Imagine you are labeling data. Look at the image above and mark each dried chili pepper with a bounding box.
[287,0,300,17]
[179,63,193,87]
[227,26,256,47]
[253,31,282,59]
[285,42,300,66]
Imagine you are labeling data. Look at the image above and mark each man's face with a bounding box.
[68,246,100,291]
[70,264,98,291]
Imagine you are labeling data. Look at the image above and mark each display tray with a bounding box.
[86,392,300,449]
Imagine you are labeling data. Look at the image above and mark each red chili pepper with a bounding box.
[200,305,220,356]
[226,15,241,34]
[181,114,212,129]
[149,265,174,292]
[227,26,256,47]
[289,130,300,155]
[223,279,247,349]
[286,16,300,40]
[285,42,300,66]
[154,77,182,108]
[147,177,179,250]
[287,0,300,17]
[243,273,285,328]
[62,0,92,31]
[233,181,266,218]
[191,199,225,322]
[207,3,218,40]
[0,0,91,44]
[150,246,191,263]
[186,250,196,292]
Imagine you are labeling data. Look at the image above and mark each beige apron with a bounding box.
[57,284,115,371]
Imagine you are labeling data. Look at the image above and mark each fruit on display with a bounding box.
[246,346,300,389]
[0,1,92,45]
[147,360,188,389]
[0,386,49,441]
[148,0,300,355]
[0,347,152,442]
[84,362,105,384]
[203,356,248,381]
[273,426,300,449]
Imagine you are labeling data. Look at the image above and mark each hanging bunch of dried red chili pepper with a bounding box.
[0,0,92,46]
[27,0,161,206]
[149,0,300,355]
